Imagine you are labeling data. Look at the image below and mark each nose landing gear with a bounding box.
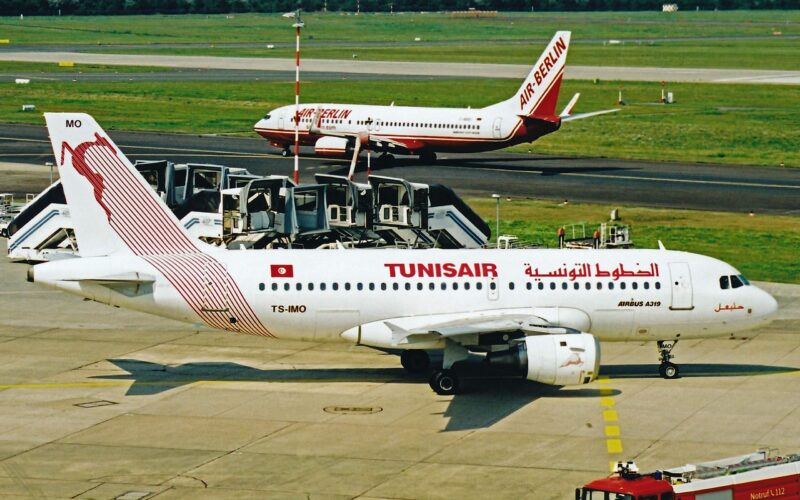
[657,340,680,379]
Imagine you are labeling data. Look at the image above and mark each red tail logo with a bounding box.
[60,133,117,221]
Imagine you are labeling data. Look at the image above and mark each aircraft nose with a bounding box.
[756,288,779,321]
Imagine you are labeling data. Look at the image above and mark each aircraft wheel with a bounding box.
[429,369,459,395]
[281,148,291,157]
[659,362,680,379]
[400,350,430,374]
[419,151,437,162]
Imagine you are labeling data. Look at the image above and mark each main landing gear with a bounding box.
[427,340,469,396]
[657,340,680,379]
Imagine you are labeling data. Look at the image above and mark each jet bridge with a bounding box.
[369,176,490,249]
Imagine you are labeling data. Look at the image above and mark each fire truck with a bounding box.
[576,449,800,499]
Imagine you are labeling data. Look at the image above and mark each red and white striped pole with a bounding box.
[292,10,304,184]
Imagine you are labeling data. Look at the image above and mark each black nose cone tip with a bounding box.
[26,266,34,283]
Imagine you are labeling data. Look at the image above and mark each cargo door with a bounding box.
[492,117,502,139]
[668,262,693,310]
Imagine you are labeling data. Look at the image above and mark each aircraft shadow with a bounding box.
[601,363,799,379]
[96,359,620,432]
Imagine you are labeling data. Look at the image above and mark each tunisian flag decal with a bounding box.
[270,264,294,278]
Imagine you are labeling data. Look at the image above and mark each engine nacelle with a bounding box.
[487,333,600,386]
[314,136,350,157]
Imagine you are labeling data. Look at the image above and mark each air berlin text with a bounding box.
[519,37,567,111]
[297,108,353,120]
[384,262,498,278]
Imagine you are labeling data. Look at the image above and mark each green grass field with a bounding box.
[466,198,800,284]
[1,77,797,167]
[1,11,799,69]
[1,11,798,44]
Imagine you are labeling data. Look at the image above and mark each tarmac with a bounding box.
[0,244,798,498]
[1,51,799,85]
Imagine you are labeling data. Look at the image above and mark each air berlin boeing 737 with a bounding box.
[31,114,777,395]
[254,31,617,168]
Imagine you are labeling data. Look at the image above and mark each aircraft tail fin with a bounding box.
[44,113,202,257]
[511,31,571,120]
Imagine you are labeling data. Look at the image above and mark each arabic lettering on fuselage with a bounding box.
[714,303,746,313]
[523,262,660,281]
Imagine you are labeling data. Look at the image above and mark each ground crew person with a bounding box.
[557,226,565,249]
[593,228,601,249]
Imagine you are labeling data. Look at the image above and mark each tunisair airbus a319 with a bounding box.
[254,31,618,169]
[29,113,778,395]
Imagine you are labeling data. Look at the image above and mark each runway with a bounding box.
[1,51,799,84]
[0,247,798,497]
[1,124,798,214]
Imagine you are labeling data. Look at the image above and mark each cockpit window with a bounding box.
[719,276,730,290]
[739,274,750,286]
[263,114,271,120]
[730,275,744,288]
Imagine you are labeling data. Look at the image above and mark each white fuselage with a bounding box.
[254,102,545,155]
[32,248,778,347]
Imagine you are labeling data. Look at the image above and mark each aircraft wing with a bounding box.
[345,308,582,347]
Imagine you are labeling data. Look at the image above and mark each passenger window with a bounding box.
[490,282,497,290]
[573,283,580,290]
[429,282,435,290]
[549,282,556,290]
[272,283,278,291]
[308,283,314,291]
[441,282,447,290]
[508,282,514,290]
[620,282,626,290]
[259,283,265,291]
[562,282,568,290]
[526,282,532,290]
[357,283,363,291]
[644,282,649,290]
[655,282,661,290]
[332,283,339,291]
[417,283,423,291]
[393,283,399,291]
[369,283,375,291]
[538,282,544,290]
[320,282,326,291]
[730,275,744,288]
[476,282,483,290]
[585,282,591,290]
[405,283,411,291]
[464,282,471,290]
[296,283,302,291]
[632,282,638,290]
[283,283,290,291]
[345,283,351,291]
[720,276,730,289]
[608,282,614,290]
[381,283,387,291]
[453,283,459,290]
[597,282,603,290]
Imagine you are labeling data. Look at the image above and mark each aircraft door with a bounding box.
[278,116,285,130]
[492,118,502,139]
[487,276,499,301]
[668,262,693,310]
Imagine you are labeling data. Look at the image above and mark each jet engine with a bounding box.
[486,333,600,385]
[314,136,350,157]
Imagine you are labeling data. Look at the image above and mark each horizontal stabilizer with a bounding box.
[561,108,620,122]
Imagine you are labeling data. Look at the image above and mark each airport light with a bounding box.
[283,9,305,184]
[492,193,501,246]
